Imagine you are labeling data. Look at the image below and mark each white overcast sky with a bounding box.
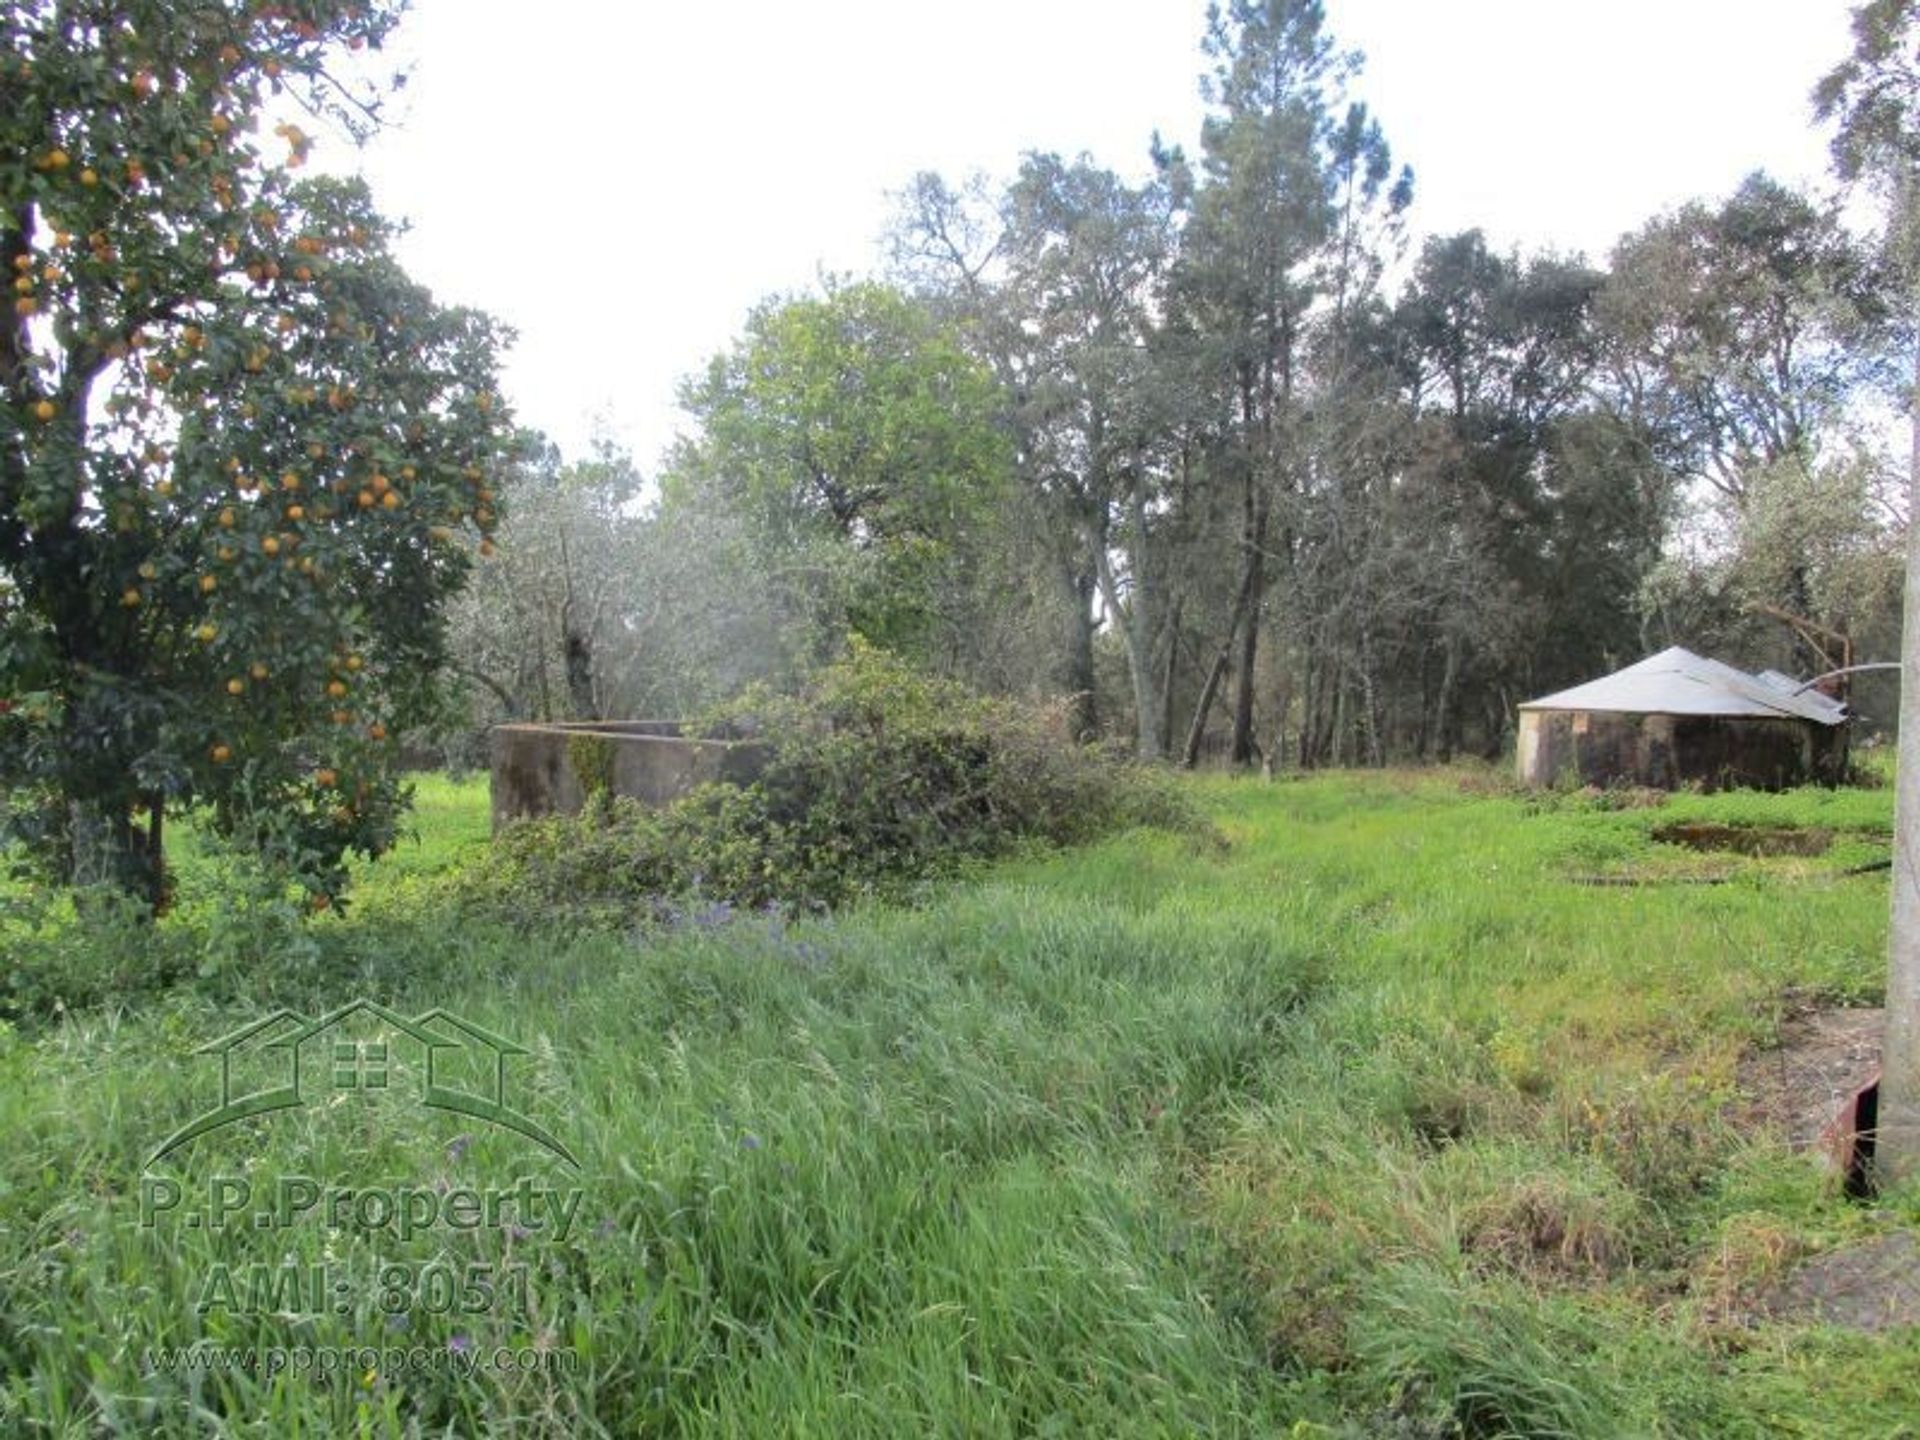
[329,0,1861,467]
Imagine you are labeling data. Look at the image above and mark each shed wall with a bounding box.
[1516,710,1844,791]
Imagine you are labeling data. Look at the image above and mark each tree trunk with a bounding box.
[1331,673,1347,767]
[1159,595,1183,759]
[558,530,598,721]
[1183,651,1229,769]
[1093,542,1162,761]
[1182,531,1265,768]
[1881,328,1920,1181]
[66,793,163,914]
[1359,631,1384,766]
[1433,634,1460,764]
[1061,563,1098,741]
[563,629,597,720]
[1229,482,1270,768]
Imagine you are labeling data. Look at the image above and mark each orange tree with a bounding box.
[1,1,510,910]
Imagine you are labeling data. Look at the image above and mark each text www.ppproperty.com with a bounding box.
[143,1343,580,1381]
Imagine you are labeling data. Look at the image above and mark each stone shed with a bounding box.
[489,721,767,832]
[1516,647,1848,791]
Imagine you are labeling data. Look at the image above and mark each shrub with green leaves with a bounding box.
[474,644,1196,920]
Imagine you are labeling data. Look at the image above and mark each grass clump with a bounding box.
[476,643,1196,919]
[1,761,1910,1435]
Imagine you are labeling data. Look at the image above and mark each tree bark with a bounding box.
[558,531,599,720]
[1159,595,1183,760]
[1183,651,1230,769]
[1229,488,1269,766]
[1881,328,1920,1180]
[1182,530,1265,768]
[563,630,597,721]
[1093,537,1162,760]
[1433,635,1460,764]
[1060,563,1098,741]
[67,795,163,915]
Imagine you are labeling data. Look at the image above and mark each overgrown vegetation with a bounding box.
[475,644,1196,921]
[2,768,1915,1435]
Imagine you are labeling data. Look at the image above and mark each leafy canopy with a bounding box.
[1,0,513,906]
[667,280,1012,660]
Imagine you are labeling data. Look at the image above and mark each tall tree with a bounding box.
[891,157,1178,753]
[1172,0,1399,766]
[665,280,1013,671]
[1002,154,1178,757]
[1,1,511,908]
[1600,174,1884,507]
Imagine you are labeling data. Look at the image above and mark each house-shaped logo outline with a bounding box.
[148,998,578,1168]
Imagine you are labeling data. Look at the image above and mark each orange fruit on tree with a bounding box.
[326,679,347,699]
[315,767,338,788]
[367,722,387,741]
[226,678,245,695]
[211,743,232,763]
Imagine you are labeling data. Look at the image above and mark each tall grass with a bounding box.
[2,766,1916,1435]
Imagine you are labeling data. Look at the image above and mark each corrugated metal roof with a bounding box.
[1519,647,1848,725]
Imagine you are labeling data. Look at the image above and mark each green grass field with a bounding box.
[3,768,1916,1436]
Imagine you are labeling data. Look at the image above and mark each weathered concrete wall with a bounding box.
[1516,709,1846,791]
[489,722,767,832]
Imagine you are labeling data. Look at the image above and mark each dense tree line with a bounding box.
[455,0,1907,765]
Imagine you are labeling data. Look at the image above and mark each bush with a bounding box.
[469,644,1196,921]
[0,880,193,1023]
